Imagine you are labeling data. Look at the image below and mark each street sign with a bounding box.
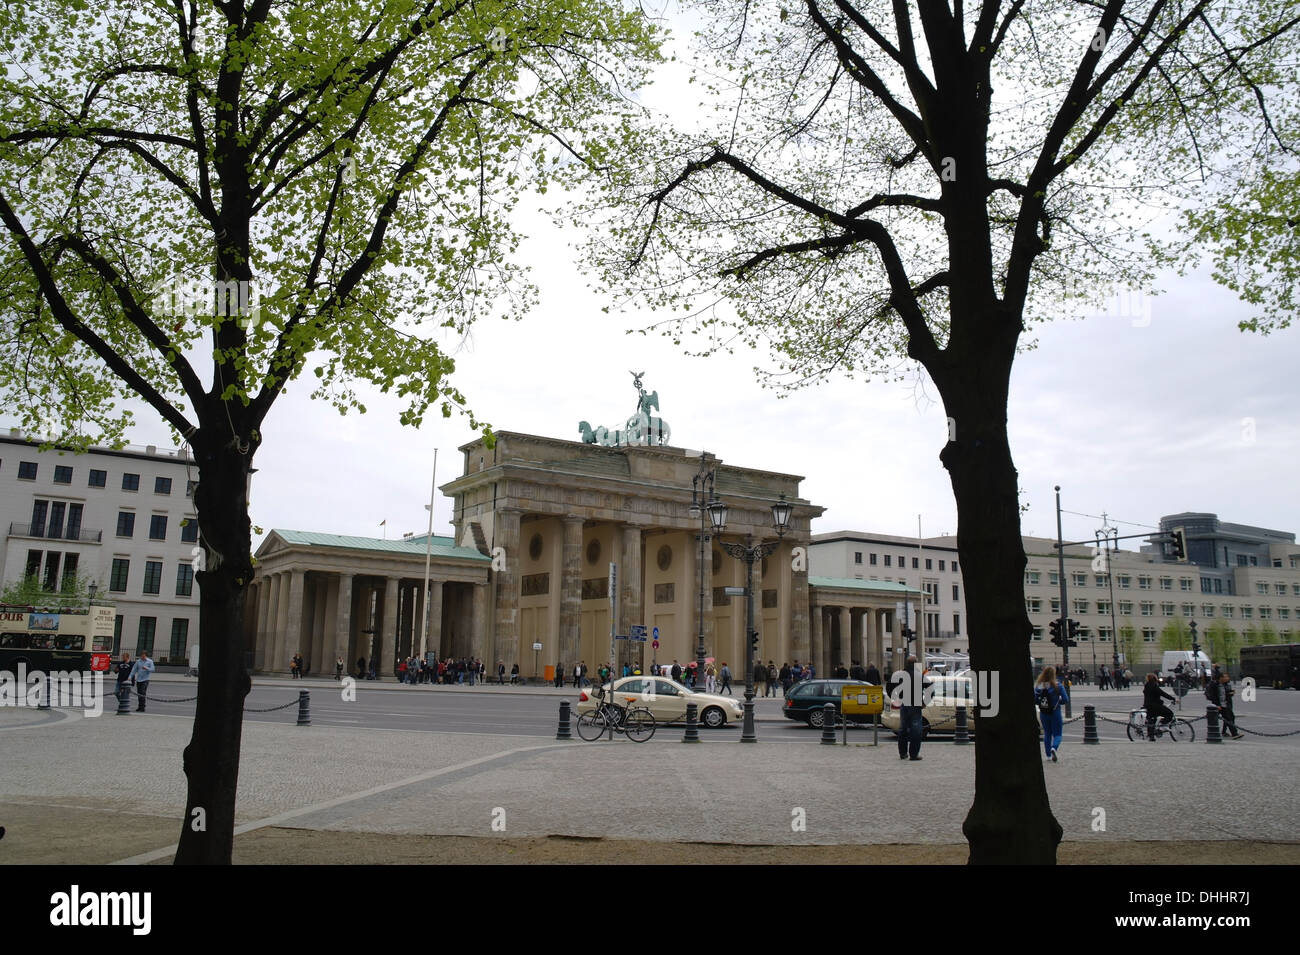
[652,626,659,639]
[614,634,629,641]
[652,640,659,650]
[841,684,884,716]
[630,624,647,638]
[532,642,543,651]
[724,586,745,596]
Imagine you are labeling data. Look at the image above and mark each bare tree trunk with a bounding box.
[174,434,254,864]
[936,332,1062,864]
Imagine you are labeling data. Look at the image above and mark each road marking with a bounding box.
[110,740,570,865]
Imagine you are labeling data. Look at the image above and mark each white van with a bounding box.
[1160,650,1210,685]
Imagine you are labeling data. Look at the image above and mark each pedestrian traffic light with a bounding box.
[749,629,760,653]
[1170,526,1187,561]
[1067,619,1080,646]
[1049,618,1062,645]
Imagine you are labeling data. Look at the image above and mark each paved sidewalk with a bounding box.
[1,704,1295,864]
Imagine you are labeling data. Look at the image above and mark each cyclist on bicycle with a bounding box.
[1142,672,1177,740]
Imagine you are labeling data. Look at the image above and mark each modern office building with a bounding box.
[0,430,202,663]
[811,516,1300,671]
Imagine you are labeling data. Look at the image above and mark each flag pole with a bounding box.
[419,448,438,657]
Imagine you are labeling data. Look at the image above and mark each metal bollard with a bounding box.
[820,704,837,745]
[296,690,311,726]
[953,705,969,745]
[1083,704,1100,744]
[683,702,701,743]
[556,699,573,740]
[116,684,132,715]
[1205,705,1222,744]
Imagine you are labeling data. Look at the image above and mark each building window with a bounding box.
[25,549,42,578]
[951,560,958,573]
[897,555,905,567]
[1222,606,1234,618]
[116,512,135,538]
[1140,602,1153,616]
[1025,570,1040,585]
[854,551,862,564]
[869,553,877,565]
[1179,578,1192,591]
[110,558,130,592]
[1097,600,1111,614]
[149,515,167,541]
[912,557,919,569]
[1181,603,1195,616]
[1095,574,1109,588]
[1031,627,1043,640]
[924,558,932,570]
[1215,579,1224,594]
[1118,575,1131,589]
[1260,607,1272,620]
[1142,628,1157,642]
[155,476,172,495]
[88,468,107,488]
[1159,577,1172,590]
[1201,577,1212,593]
[1049,571,1059,586]
[1027,598,1042,613]
[1241,606,1253,619]
[176,563,194,597]
[1276,583,1287,596]
[181,519,198,543]
[1161,602,1175,616]
[18,461,37,480]
[169,619,189,661]
[1071,572,1087,587]
[884,555,891,566]
[122,472,140,492]
[143,561,163,595]
[1201,604,1215,617]
[1119,601,1133,615]
[136,617,156,654]
[1280,608,1291,621]
[1138,576,1152,589]
[1236,554,1249,567]
[1073,599,1089,615]
[53,465,72,484]
[1050,598,1060,615]
[939,560,946,572]
[42,552,61,591]
[61,553,80,590]
[29,499,48,536]
[1256,582,1269,595]
[953,613,960,634]
[1098,628,1112,642]
[952,584,959,601]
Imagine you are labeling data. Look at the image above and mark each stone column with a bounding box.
[270,572,291,673]
[254,578,272,671]
[790,557,809,666]
[472,581,490,665]
[560,517,584,668]
[381,576,399,677]
[426,581,443,660]
[808,600,821,672]
[493,508,522,672]
[333,573,353,672]
[284,570,306,672]
[619,524,644,669]
[310,576,328,675]
[837,606,851,674]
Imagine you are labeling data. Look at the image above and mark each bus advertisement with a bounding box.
[0,604,115,674]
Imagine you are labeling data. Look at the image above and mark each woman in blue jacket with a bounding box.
[1035,665,1068,761]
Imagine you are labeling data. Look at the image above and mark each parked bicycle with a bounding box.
[1127,707,1195,742]
[576,686,657,742]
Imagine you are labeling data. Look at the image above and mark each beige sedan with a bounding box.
[880,674,978,737]
[576,677,745,728]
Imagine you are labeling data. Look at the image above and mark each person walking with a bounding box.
[128,650,155,712]
[1035,665,1068,761]
[115,652,133,709]
[766,662,778,697]
[892,655,927,761]
[719,662,732,695]
[497,661,506,685]
[555,663,565,689]
[1208,672,1243,739]
[335,656,344,681]
[864,662,881,685]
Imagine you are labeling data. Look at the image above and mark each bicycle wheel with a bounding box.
[1126,716,1144,742]
[1169,719,1194,742]
[622,707,656,742]
[576,709,607,741]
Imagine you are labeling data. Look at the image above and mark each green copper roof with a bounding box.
[270,529,490,562]
[809,576,924,595]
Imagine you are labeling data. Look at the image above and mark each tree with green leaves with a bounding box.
[586,1,1299,862]
[1204,620,1239,667]
[1117,622,1141,673]
[1,571,97,609]
[0,0,659,864]
[1159,617,1192,651]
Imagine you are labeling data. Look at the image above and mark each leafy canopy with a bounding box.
[0,0,662,447]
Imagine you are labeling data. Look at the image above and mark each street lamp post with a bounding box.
[688,452,717,687]
[708,493,792,743]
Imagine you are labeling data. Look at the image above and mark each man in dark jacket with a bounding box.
[891,656,929,761]
[864,662,881,685]
[1209,673,1242,738]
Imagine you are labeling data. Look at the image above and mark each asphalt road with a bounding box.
[129,678,1300,746]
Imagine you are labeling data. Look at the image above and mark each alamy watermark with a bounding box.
[889,668,1001,717]
[153,276,259,330]
[0,665,105,717]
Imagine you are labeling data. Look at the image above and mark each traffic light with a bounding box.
[1170,526,1187,562]
[902,626,916,646]
[1049,618,1062,646]
[1067,619,1080,646]
[749,629,760,653]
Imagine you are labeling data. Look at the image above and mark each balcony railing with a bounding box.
[8,523,103,542]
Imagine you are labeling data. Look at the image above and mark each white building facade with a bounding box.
[1,431,202,663]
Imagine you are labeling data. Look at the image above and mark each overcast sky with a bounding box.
[6,10,1297,556]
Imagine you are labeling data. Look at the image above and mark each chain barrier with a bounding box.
[244,698,303,713]
[112,684,301,714]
